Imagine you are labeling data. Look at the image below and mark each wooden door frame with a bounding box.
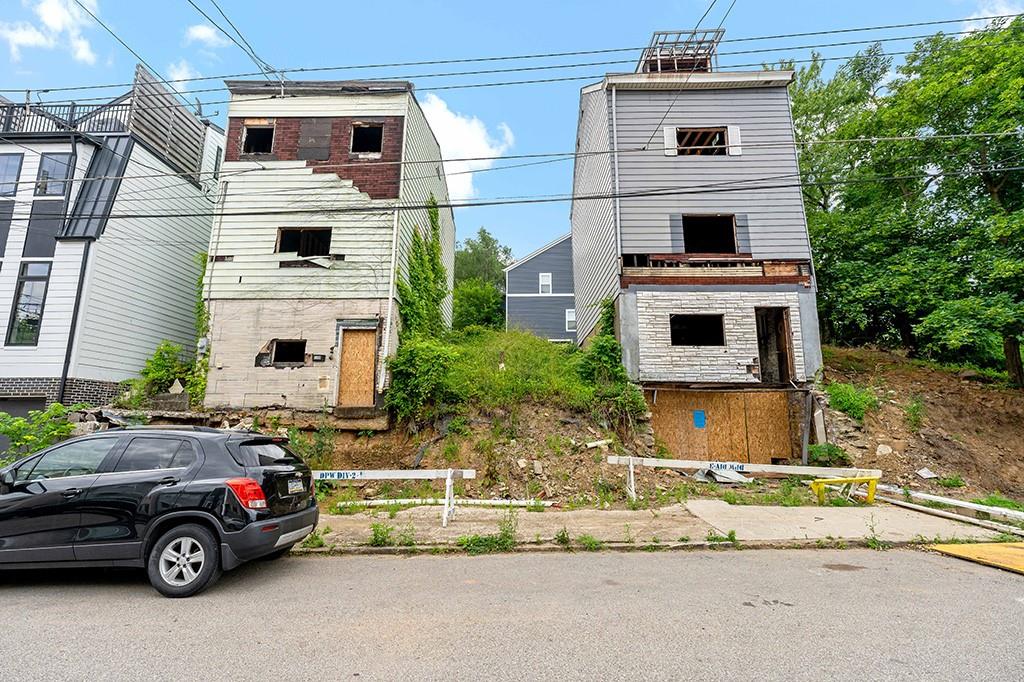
[335,319,380,409]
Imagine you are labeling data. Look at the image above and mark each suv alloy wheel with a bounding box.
[147,524,222,598]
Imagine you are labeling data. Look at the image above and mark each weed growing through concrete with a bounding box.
[677,535,690,543]
[623,524,636,544]
[706,529,739,547]
[525,500,545,512]
[301,526,330,549]
[576,534,604,551]
[864,515,892,550]
[396,523,416,547]
[456,509,519,555]
[369,523,395,547]
[554,526,572,549]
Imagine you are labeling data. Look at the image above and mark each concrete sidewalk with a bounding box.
[311,499,996,551]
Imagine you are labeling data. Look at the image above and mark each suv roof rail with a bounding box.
[105,425,224,432]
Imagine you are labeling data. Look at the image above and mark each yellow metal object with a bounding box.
[930,543,1024,575]
[810,477,879,505]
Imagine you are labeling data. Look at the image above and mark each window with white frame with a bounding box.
[565,308,577,332]
[539,272,552,294]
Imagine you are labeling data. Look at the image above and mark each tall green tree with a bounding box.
[454,227,513,290]
[452,278,504,330]
[396,196,448,338]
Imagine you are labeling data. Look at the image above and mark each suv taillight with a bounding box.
[226,478,268,510]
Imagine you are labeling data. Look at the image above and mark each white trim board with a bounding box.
[506,293,575,298]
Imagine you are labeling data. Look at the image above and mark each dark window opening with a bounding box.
[35,153,71,196]
[272,340,307,364]
[242,126,274,154]
[670,314,725,346]
[7,262,51,346]
[622,254,650,267]
[676,127,727,156]
[755,307,792,384]
[277,227,331,257]
[351,124,383,154]
[683,215,736,254]
[212,146,222,179]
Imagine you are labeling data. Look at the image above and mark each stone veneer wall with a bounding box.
[635,290,806,383]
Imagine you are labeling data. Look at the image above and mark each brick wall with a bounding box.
[224,116,405,199]
[634,290,806,383]
[205,298,398,410]
[0,377,122,406]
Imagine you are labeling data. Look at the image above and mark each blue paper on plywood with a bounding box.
[693,409,706,429]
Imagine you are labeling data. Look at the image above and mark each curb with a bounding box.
[292,536,923,557]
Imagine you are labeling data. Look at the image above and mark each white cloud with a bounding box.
[0,0,97,64]
[184,23,230,49]
[167,58,200,90]
[420,94,514,201]
[963,1,1024,30]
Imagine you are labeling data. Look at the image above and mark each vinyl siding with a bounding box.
[0,139,95,379]
[228,93,408,118]
[613,86,811,259]
[507,235,573,295]
[70,136,220,383]
[506,296,576,343]
[397,94,455,323]
[570,87,618,342]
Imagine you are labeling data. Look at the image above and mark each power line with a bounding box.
[4,12,1017,97]
[185,0,273,81]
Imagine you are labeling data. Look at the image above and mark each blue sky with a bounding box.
[0,0,1016,257]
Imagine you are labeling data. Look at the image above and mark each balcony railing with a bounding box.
[0,102,132,135]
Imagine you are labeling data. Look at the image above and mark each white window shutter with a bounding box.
[727,125,742,155]
[663,126,677,156]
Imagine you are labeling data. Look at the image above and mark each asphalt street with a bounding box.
[1,549,1021,681]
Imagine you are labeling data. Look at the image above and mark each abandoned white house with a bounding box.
[0,65,223,418]
[570,31,823,462]
[202,80,454,421]
[504,233,576,343]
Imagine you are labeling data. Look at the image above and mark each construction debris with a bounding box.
[916,468,938,479]
[586,439,613,449]
[694,468,751,484]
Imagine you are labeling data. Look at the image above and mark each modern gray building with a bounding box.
[569,30,823,463]
[504,234,576,343]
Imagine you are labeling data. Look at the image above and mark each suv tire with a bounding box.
[147,523,222,598]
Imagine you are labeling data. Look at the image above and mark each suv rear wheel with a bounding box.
[147,524,222,598]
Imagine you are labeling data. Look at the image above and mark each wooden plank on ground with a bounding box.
[606,455,881,480]
[930,543,1024,575]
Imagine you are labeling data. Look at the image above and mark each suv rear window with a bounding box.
[234,441,305,467]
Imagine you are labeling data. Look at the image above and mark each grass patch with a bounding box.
[576,534,604,551]
[825,382,879,422]
[456,509,519,555]
[719,478,813,507]
[972,493,1024,512]
[396,523,416,547]
[706,529,740,547]
[554,526,571,548]
[937,475,965,489]
[301,526,330,549]
[369,523,395,547]
[807,443,852,468]
[904,396,925,431]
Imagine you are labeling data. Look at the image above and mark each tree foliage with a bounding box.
[396,196,448,339]
[454,227,512,290]
[787,19,1024,383]
[453,278,504,330]
[0,403,86,466]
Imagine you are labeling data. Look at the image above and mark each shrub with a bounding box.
[386,335,461,423]
[576,335,627,387]
[937,475,965,489]
[369,523,395,547]
[824,382,879,422]
[452,278,504,330]
[141,340,190,394]
[0,402,86,466]
[904,396,925,431]
[807,443,852,467]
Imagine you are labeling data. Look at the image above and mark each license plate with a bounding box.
[287,478,304,495]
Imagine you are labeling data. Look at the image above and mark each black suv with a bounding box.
[0,426,317,597]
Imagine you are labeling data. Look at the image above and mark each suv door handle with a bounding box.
[158,476,180,486]
[62,488,83,498]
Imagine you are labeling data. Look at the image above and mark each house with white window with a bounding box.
[504,233,575,343]
[0,65,224,418]
[571,31,823,463]
[201,80,454,425]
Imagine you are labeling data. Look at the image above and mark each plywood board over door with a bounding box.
[337,329,377,408]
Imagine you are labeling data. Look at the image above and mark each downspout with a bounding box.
[377,116,408,393]
[57,130,81,404]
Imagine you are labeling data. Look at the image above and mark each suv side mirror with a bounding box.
[0,469,14,487]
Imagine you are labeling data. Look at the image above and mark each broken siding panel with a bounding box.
[570,87,618,342]
[204,161,394,299]
[70,143,212,383]
[613,86,811,260]
[397,94,455,323]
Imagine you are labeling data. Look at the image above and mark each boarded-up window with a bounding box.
[297,118,331,161]
[670,314,726,346]
[23,200,62,258]
[682,215,736,254]
[277,227,331,257]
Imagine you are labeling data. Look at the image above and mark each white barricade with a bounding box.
[314,468,476,527]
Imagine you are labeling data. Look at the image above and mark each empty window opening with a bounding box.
[565,308,577,332]
[539,272,552,294]
[272,340,307,365]
[277,227,331,257]
[683,215,736,254]
[669,314,725,346]
[755,307,793,384]
[676,127,727,156]
[351,124,383,154]
[242,125,274,154]
[622,254,650,267]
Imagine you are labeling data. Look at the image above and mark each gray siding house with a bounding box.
[505,234,575,343]
[570,31,823,463]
